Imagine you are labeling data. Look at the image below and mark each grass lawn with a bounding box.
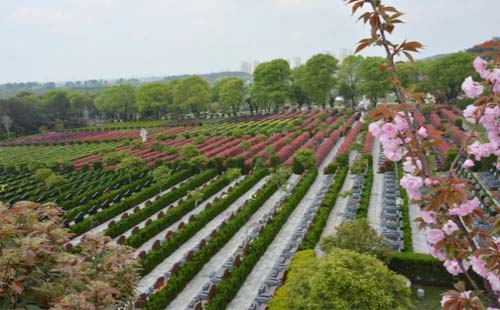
[412,285,449,309]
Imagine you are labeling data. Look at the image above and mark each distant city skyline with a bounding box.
[0,0,498,83]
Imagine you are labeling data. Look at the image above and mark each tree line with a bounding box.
[0,51,479,138]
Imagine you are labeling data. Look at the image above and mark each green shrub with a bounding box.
[150,142,165,152]
[92,160,103,170]
[163,146,177,155]
[131,140,144,150]
[356,155,373,219]
[156,133,168,141]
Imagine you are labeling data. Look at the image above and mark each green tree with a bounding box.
[290,65,310,110]
[152,165,172,193]
[188,155,209,171]
[219,78,245,115]
[358,56,392,106]
[269,166,291,190]
[115,156,147,183]
[95,85,136,120]
[302,54,338,109]
[180,144,200,160]
[173,76,210,114]
[292,148,317,174]
[252,59,291,113]
[320,218,393,263]
[45,174,67,194]
[423,52,478,103]
[67,91,96,119]
[41,90,71,120]
[136,82,171,118]
[269,248,411,310]
[337,55,364,107]
[34,168,54,183]
[396,61,421,89]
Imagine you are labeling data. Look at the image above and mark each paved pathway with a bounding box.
[409,203,429,253]
[136,176,269,294]
[320,150,358,238]
[165,175,302,310]
[227,138,342,310]
[69,176,194,245]
[132,176,244,254]
[368,138,383,233]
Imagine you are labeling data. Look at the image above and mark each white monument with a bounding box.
[140,128,148,142]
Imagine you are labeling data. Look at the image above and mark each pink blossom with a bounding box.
[469,141,495,161]
[443,220,459,235]
[424,178,439,187]
[473,56,490,79]
[461,76,484,99]
[463,104,478,123]
[403,157,417,174]
[462,159,474,169]
[394,114,408,132]
[428,245,446,260]
[444,259,469,276]
[449,198,480,217]
[490,69,500,93]
[470,256,488,278]
[404,137,412,143]
[488,273,500,292]
[381,122,397,139]
[400,174,423,200]
[368,120,383,137]
[385,149,403,161]
[421,211,437,224]
[426,228,445,244]
[417,126,428,138]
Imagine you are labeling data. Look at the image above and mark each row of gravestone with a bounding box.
[250,174,334,310]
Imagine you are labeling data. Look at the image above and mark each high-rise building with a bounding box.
[240,61,252,74]
[294,57,302,68]
[338,48,352,63]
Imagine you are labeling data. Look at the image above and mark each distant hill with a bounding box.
[0,71,252,98]
[420,36,499,61]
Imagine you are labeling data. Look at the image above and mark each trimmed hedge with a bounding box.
[142,168,291,309]
[105,169,218,239]
[300,166,348,250]
[204,169,318,310]
[356,154,373,219]
[389,252,456,286]
[139,168,269,273]
[70,169,194,235]
[397,165,413,252]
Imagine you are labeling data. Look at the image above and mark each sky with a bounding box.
[0,0,498,83]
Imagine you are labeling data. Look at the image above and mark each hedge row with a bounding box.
[389,252,466,287]
[69,169,194,235]
[397,165,413,252]
[65,174,153,221]
[356,154,373,219]
[204,169,318,310]
[142,168,288,309]
[106,169,218,239]
[299,165,348,250]
[139,168,269,273]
